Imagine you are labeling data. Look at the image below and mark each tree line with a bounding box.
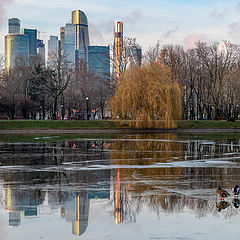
[1,39,240,122]
[0,52,110,120]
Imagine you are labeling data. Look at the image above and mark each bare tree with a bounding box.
[47,52,73,120]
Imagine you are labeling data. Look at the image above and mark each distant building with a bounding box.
[113,21,123,79]
[21,28,37,64]
[5,34,29,71]
[37,39,45,65]
[48,35,61,65]
[8,18,20,34]
[88,46,110,81]
[62,23,75,65]
[129,45,142,67]
[60,26,65,53]
[72,10,90,64]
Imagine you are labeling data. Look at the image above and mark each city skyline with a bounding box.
[1,0,240,55]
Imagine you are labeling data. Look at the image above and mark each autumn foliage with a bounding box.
[111,61,181,128]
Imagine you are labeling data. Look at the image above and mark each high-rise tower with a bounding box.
[72,10,89,64]
[113,21,123,79]
[5,34,29,71]
[21,28,37,64]
[8,18,20,34]
[62,23,75,65]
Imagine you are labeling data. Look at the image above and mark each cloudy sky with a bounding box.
[1,0,240,54]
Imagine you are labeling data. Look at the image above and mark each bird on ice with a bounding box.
[216,186,230,200]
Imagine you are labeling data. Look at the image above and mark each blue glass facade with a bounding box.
[88,46,110,81]
[21,28,37,63]
[63,23,75,66]
[48,36,61,65]
[5,34,29,71]
[8,18,20,34]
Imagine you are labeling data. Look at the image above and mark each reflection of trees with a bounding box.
[110,134,240,223]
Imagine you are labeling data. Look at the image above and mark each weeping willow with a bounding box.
[111,61,182,128]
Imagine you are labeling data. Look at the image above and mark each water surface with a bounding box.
[0,133,240,240]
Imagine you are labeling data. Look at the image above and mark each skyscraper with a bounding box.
[62,23,75,65]
[72,10,89,64]
[21,28,37,63]
[113,21,123,79]
[129,45,142,67]
[88,46,110,81]
[60,26,65,53]
[5,34,29,71]
[8,18,20,34]
[37,39,45,65]
[48,35,61,64]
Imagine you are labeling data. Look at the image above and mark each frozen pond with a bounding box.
[0,133,240,239]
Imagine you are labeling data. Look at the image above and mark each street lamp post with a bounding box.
[86,97,89,120]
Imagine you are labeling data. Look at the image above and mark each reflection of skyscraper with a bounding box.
[113,21,123,79]
[8,18,20,34]
[5,34,29,71]
[5,185,44,226]
[72,191,90,235]
[114,169,123,224]
[61,191,90,236]
[72,10,90,64]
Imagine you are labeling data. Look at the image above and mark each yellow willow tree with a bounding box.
[111,61,182,128]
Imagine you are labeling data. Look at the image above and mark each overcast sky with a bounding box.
[1,0,240,54]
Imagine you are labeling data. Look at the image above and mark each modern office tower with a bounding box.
[37,39,45,64]
[48,35,61,64]
[8,18,20,34]
[63,23,75,65]
[21,28,37,63]
[5,34,29,71]
[113,21,123,79]
[88,46,110,81]
[60,27,65,51]
[129,45,142,67]
[72,10,90,64]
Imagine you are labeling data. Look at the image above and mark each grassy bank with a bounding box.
[0,120,120,130]
[1,120,240,130]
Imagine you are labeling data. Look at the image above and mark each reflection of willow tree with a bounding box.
[111,61,181,128]
[111,134,183,223]
[110,134,182,166]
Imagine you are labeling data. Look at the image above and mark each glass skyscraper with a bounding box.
[72,10,89,64]
[5,34,29,71]
[37,39,45,65]
[48,36,61,64]
[88,46,110,81]
[129,45,142,67]
[21,29,37,63]
[113,21,123,79]
[62,23,75,66]
[8,18,20,34]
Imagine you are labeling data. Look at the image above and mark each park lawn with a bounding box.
[177,120,240,129]
[0,120,121,130]
[1,120,240,130]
